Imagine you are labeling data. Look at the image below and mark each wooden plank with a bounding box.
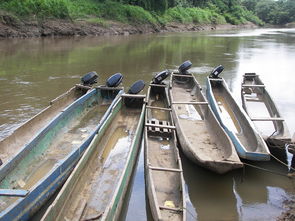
[145,123,176,130]
[0,189,29,197]
[172,74,193,78]
[159,206,183,212]
[149,83,167,88]
[243,73,258,77]
[245,98,262,102]
[121,94,146,98]
[146,106,171,111]
[242,84,265,88]
[97,86,124,90]
[251,117,284,122]
[149,166,182,173]
[209,78,223,81]
[172,101,208,105]
[75,84,92,90]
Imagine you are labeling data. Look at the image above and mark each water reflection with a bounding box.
[1,28,295,220]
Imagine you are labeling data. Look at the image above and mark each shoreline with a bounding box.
[0,14,257,38]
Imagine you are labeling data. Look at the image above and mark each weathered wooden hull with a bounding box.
[169,73,243,174]
[41,94,145,221]
[241,73,291,146]
[0,85,89,166]
[206,76,270,161]
[0,87,123,220]
[145,83,186,221]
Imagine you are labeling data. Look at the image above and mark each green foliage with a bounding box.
[0,0,71,19]
[98,1,157,24]
[243,0,295,25]
[163,6,226,24]
[1,0,291,26]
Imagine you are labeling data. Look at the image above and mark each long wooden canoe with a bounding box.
[241,73,291,146]
[41,94,145,221]
[145,82,186,221]
[0,84,90,166]
[0,86,123,220]
[206,76,270,161]
[169,73,243,174]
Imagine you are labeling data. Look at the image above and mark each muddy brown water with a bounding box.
[1,28,295,220]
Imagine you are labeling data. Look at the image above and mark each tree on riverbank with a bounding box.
[0,0,294,27]
[242,0,295,25]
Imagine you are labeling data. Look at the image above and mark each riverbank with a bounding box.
[0,14,257,38]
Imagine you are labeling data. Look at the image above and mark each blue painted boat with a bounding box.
[206,75,270,161]
[0,85,123,220]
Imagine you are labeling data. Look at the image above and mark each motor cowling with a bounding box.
[210,65,224,78]
[152,70,170,84]
[128,80,145,94]
[106,73,123,87]
[81,71,98,86]
[178,60,192,74]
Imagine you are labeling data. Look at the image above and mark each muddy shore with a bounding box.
[0,12,257,38]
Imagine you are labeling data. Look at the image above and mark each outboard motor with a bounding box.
[81,71,98,86]
[152,70,170,84]
[125,80,145,108]
[178,60,192,75]
[106,73,123,87]
[210,65,224,78]
[128,80,145,94]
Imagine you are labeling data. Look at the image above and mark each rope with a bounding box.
[270,152,295,171]
[243,162,295,178]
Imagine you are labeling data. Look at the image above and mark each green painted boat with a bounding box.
[41,92,145,221]
[0,84,90,166]
[0,83,123,220]
[145,81,186,221]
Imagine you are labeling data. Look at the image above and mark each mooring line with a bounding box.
[243,162,294,178]
[270,152,295,171]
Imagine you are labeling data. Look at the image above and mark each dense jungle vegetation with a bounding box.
[0,0,294,26]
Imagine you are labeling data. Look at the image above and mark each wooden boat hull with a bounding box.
[0,85,89,166]
[241,73,291,146]
[169,73,243,174]
[41,94,145,221]
[206,77,270,161]
[145,83,186,221]
[0,87,123,220]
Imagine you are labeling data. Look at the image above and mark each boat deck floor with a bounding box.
[172,84,229,161]
[242,79,277,136]
[147,136,183,220]
[212,87,252,150]
[0,101,111,212]
[147,90,183,220]
[56,108,141,221]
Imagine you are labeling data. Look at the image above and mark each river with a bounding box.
[0,28,295,220]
